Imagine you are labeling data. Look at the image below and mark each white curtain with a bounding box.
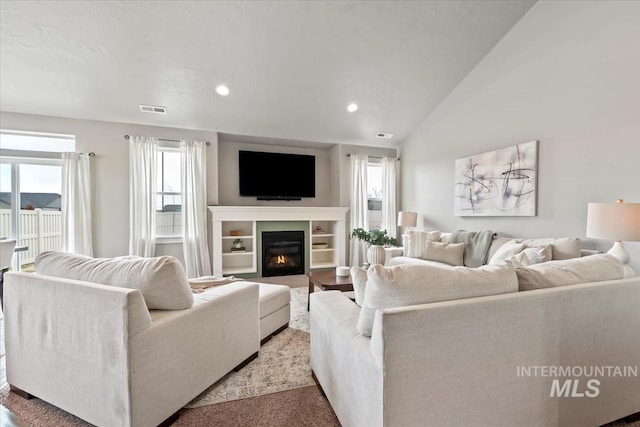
[350,154,369,267]
[61,153,93,256]
[129,136,158,257]
[381,156,398,239]
[181,139,212,278]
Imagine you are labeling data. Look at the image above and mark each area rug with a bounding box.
[184,286,312,408]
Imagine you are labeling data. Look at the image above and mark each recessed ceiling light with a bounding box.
[347,103,358,112]
[215,85,230,96]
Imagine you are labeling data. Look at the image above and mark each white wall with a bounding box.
[0,111,399,265]
[0,111,219,261]
[399,1,640,272]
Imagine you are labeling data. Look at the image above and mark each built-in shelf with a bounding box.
[209,206,349,276]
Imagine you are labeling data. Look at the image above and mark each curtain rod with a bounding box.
[346,153,400,161]
[124,134,211,146]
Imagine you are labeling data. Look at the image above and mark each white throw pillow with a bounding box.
[35,251,194,310]
[488,241,525,265]
[516,254,624,291]
[351,266,367,306]
[356,262,518,337]
[520,245,552,265]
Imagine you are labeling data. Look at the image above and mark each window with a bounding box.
[1,130,74,270]
[156,148,182,237]
[0,130,75,152]
[367,160,382,210]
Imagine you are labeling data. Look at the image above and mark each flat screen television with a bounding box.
[239,150,315,200]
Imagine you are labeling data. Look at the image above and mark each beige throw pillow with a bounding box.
[35,251,194,310]
[422,240,464,266]
[404,230,442,258]
[356,262,518,337]
[516,254,624,291]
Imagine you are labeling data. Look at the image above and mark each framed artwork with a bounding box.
[454,140,538,216]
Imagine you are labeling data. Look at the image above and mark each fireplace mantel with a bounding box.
[208,206,349,222]
[208,206,350,276]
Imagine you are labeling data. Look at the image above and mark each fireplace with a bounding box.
[262,231,305,277]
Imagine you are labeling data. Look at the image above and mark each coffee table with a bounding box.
[307,270,353,310]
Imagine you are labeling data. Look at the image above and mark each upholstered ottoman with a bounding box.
[257,283,291,344]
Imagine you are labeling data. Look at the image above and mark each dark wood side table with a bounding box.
[307,270,353,310]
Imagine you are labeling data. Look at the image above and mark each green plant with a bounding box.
[232,238,243,247]
[351,227,398,247]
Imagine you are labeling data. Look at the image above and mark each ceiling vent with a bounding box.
[139,104,167,114]
[376,132,394,139]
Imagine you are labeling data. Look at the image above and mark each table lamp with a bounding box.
[397,211,417,230]
[397,211,418,248]
[586,199,640,264]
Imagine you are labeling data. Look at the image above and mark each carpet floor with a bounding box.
[185,287,311,407]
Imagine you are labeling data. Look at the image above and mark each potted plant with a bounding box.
[232,238,244,251]
[351,228,398,266]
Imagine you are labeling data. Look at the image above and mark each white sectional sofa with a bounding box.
[3,252,264,427]
[310,235,640,427]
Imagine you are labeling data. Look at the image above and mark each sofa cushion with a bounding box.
[404,230,441,258]
[516,254,625,291]
[356,262,518,337]
[35,251,193,310]
[422,241,464,266]
[516,237,581,260]
[351,266,367,306]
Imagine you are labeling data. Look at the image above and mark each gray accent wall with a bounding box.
[399,1,640,273]
[255,221,309,277]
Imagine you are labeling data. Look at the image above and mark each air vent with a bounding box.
[139,104,167,114]
[376,132,394,139]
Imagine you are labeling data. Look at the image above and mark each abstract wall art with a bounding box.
[454,140,538,216]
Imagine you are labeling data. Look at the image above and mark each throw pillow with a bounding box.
[521,244,552,265]
[516,254,624,291]
[356,262,518,337]
[404,230,442,258]
[351,266,368,306]
[488,241,525,265]
[422,240,464,266]
[35,251,194,310]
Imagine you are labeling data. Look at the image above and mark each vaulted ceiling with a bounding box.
[0,1,536,148]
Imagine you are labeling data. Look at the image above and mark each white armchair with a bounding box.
[4,252,260,427]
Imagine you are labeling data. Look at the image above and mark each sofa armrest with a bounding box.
[4,271,150,427]
[310,291,383,427]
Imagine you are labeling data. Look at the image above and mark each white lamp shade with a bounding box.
[397,211,417,227]
[586,202,640,242]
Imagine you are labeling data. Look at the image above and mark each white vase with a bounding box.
[367,245,386,266]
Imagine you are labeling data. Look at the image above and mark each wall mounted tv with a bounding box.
[239,150,316,200]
